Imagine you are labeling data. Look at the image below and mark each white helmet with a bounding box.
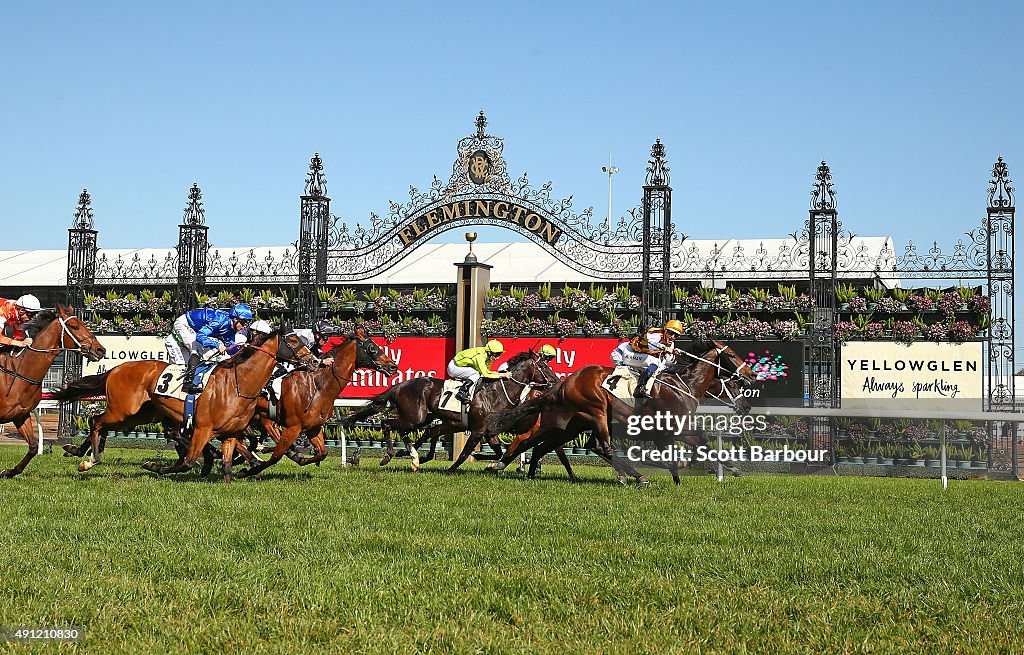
[249,320,273,335]
[16,295,42,312]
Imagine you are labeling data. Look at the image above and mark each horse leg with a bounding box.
[403,434,420,472]
[0,415,38,478]
[221,438,237,484]
[237,425,302,478]
[527,441,556,479]
[149,427,212,475]
[234,440,262,466]
[293,429,328,466]
[554,447,578,483]
[379,424,397,466]
[446,432,482,473]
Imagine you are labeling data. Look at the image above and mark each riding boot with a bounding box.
[455,379,472,404]
[634,368,654,399]
[182,353,203,394]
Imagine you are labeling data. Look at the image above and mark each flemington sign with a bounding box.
[840,342,983,410]
[397,199,563,247]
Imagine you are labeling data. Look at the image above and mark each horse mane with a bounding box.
[676,339,717,357]
[504,351,536,368]
[217,330,278,369]
[322,335,356,357]
[22,309,57,337]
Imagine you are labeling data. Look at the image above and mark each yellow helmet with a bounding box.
[485,340,505,354]
[539,344,556,357]
[664,319,684,335]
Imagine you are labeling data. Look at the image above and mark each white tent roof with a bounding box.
[0,236,897,288]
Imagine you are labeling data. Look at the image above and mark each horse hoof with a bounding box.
[636,477,651,487]
[616,475,628,486]
[141,461,160,473]
[379,455,392,466]
[0,469,14,479]
[731,470,743,477]
[411,462,420,472]
[78,460,95,472]
[235,468,251,479]
[485,464,496,472]
[62,445,79,457]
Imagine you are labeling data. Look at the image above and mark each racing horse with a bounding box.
[0,306,106,477]
[490,374,752,483]
[51,327,316,482]
[237,330,398,478]
[342,350,560,472]
[485,340,756,485]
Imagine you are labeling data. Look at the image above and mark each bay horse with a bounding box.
[342,350,560,472]
[237,331,398,478]
[485,340,756,485]
[491,375,752,483]
[51,328,316,482]
[0,306,106,477]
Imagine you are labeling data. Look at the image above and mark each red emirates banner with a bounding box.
[337,336,624,398]
[338,337,456,399]
[492,337,624,380]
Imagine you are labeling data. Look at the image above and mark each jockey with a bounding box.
[610,319,684,398]
[165,303,254,393]
[447,339,511,403]
[0,294,42,348]
[292,319,341,368]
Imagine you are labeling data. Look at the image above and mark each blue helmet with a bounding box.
[230,303,253,321]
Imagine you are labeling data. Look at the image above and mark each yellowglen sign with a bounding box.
[397,199,563,247]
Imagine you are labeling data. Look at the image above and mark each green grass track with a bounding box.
[0,445,1021,654]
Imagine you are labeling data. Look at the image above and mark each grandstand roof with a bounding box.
[0,235,897,288]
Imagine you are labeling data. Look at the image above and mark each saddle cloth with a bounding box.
[601,366,656,401]
[153,364,218,401]
[438,379,466,412]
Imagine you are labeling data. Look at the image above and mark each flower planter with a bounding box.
[881,457,894,466]
[849,456,864,465]
[837,456,851,464]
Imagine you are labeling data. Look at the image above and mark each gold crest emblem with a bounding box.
[468,150,491,184]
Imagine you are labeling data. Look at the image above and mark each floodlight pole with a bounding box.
[602,155,619,237]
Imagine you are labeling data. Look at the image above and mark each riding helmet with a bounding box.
[230,303,254,321]
[16,294,42,312]
[249,320,273,334]
[539,344,556,358]
[664,319,684,335]
[485,340,505,354]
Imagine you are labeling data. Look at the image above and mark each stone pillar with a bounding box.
[452,233,491,459]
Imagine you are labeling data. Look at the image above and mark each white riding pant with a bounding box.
[164,315,220,365]
[446,361,481,383]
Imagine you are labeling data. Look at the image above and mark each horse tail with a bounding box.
[486,387,558,436]
[341,387,396,427]
[49,370,111,401]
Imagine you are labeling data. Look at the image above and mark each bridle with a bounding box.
[497,355,557,405]
[2,314,94,389]
[674,343,751,385]
[26,315,92,355]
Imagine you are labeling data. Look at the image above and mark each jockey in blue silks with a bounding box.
[165,303,254,393]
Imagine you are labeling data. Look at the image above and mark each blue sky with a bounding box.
[1,1,1019,255]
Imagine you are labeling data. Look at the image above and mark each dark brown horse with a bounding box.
[0,306,106,477]
[485,341,756,485]
[238,332,398,478]
[51,328,315,482]
[492,375,751,483]
[342,350,560,472]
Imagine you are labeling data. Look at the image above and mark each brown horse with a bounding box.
[342,350,560,472]
[51,328,315,482]
[238,332,398,478]
[485,340,756,485]
[493,375,751,483]
[0,306,106,477]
